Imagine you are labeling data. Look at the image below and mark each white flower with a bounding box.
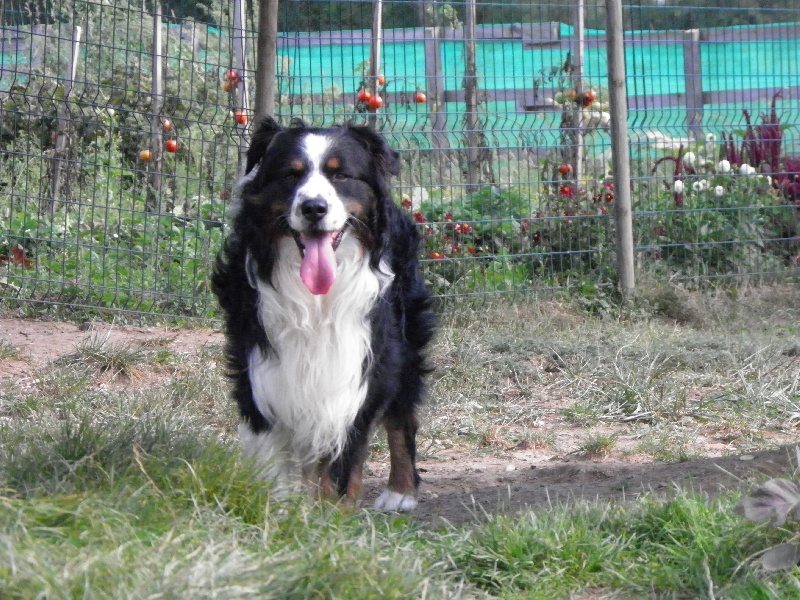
[717,160,731,173]
[692,181,702,192]
[682,152,697,167]
[705,133,717,142]
[739,163,756,176]
[673,179,685,194]
[714,185,724,197]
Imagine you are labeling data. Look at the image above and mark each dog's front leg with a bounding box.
[302,459,337,501]
[374,411,420,512]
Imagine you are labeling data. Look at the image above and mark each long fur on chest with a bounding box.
[247,236,393,464]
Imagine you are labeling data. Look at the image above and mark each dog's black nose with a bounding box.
[300,198,329,223]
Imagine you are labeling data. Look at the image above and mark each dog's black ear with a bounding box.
[348,124,401,177]
[245,117,283,174]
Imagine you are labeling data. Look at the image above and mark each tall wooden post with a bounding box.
[233,0,251,173]
[48,25,82,215]
[605,0,635,293]
[560,0,584,207]
[254,0,279,120]
[683,28,703,140]
[572,0,585,195]
[367,0,384,129]
[463,0,480,191]
[424,26,448,172]
[146,5,164,213]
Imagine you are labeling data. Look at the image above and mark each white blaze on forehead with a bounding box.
[290,133,347,233]
[302,133,333,170]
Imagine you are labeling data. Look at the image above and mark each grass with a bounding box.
[2,285,800,598]
[57,334,148,379]
[0,339,20,359]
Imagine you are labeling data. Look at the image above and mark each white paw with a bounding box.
[374,489,418,512]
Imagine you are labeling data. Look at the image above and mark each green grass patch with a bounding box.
[3,291,800,597]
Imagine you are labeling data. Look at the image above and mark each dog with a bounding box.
[212,117,434,511]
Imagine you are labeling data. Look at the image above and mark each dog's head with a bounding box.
[237,117,400,295]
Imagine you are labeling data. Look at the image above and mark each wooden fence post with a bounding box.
[683,28,703,140]
[367,0,384,129]
[232,0,251,174]
[48,25,82,215]
[254,0,279,120]
[605,0,635,293]
[463,0,480,191]
[424,26,449,174]
[146,4,164,214]
[560,0,584,209]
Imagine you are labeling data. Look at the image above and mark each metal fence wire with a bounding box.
[1,1,798,320]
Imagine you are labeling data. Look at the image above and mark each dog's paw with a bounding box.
[374,489,418,512]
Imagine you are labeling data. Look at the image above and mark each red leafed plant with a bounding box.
[723,90,783,173]
[742,90,783,173]
[0,245,33,269]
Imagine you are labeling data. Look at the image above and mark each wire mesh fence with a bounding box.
[1,1,798,320]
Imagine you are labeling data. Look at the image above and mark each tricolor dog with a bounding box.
[212,117,434,511]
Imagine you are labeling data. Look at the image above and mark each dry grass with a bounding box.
[423,284,800,462]
[1,284,799,598]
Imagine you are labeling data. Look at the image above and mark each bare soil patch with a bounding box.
[1,316,796,525]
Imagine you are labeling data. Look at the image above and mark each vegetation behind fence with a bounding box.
[0,0,798,320]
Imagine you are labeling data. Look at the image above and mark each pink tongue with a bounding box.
[300,232,338,295]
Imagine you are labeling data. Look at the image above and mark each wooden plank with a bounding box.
[283,83,800,113]
[424,27,449,150]
[463,0,480,189]
[146,6,164,213]
[703,85,800,106]
[701,22,800,43]
[605,0,634,292]
[278,22,562,47]
[367,0,384,129]
[232,0,251,174]
[47,25,82,215]
[683,29,703,139]
[277,21,796,49]
[254,0,279,119]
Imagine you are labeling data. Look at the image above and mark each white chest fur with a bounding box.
[247,235,393,464]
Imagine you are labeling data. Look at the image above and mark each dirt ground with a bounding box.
[1,317,796,525]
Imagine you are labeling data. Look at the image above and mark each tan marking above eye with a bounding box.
[344,199,367,218]
[326,157,341,170]
[290,159,304,172]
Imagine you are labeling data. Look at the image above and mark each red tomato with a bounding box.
[226,69,240,83]
[414,91,427,103]
[368,95,383,110]
[234,111,248,125]
[165,140,178,153]
[357,88,372,103]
